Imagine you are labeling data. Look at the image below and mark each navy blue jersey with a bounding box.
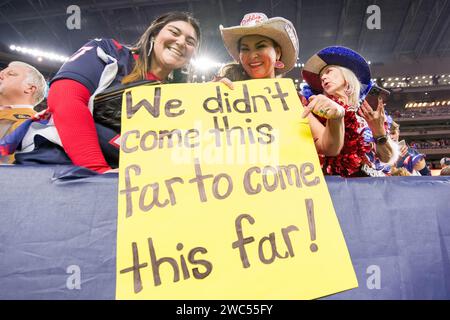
[51,39,135,94]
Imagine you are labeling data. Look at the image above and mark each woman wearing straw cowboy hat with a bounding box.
[301,46,397,177]
[217,12,345,157]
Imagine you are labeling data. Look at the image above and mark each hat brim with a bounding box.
[220,18,298,74]
[302,46,371,94]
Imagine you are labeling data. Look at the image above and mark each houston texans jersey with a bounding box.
[51,38,135,94]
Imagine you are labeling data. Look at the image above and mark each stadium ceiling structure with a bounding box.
[1,0,450,75]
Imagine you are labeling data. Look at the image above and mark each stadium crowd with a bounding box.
[1,11,449,177]
[394,106,450,118]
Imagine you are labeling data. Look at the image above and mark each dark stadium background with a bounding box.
[1,0,449,170]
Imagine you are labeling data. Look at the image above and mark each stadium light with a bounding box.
[191,56,224,72]
[9,44,68,63]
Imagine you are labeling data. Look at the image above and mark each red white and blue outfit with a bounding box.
[3,38,160,173]
[301,46,391,177]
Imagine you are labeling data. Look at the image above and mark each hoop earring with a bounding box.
[344,84,353,96]
[147,38,154,57]
[274,60,285,69]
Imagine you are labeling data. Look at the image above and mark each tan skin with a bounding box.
[0,64,37,106]
[239,36,280,79]
[317,65,394,163]
[390,128,426,172]
[390,129,408,157]
[106,21,198,174]
[301,95,345,156]
[149,21,199,80]
[358,99,394,163]
[217,35,345,156]
[319,66,349,104]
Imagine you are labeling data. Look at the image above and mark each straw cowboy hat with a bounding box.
[220,12,299,74]
[302,46,372,97]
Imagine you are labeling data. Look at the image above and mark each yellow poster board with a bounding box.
[116,78,358,299]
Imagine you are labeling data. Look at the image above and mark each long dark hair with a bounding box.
[122,11,201,84]
[219,37,281,81]
[218,62,251,81]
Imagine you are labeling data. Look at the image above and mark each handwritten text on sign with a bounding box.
[116,79,358,299]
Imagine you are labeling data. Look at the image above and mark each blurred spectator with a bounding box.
[440,166,450,176]
[394,105,450,119]
[389,121,431,176]
[390,166,411,176]
[0,61,46,164]
[412,140,450,149]
[440,157,450,169]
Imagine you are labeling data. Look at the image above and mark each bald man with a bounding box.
[0,61,47,163]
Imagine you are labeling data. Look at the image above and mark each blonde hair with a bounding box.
[390,121,400,133]
[391,167,411,176]
[9,61,47,106]
[321,65,361,108]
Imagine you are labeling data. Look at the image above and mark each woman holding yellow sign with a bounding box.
[217,13,345,159]
[11,12,201,173]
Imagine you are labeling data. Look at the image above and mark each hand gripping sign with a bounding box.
[116,79,358,299]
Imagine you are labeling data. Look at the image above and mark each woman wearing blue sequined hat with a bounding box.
[301,46,397,177]
[302,46,372,107]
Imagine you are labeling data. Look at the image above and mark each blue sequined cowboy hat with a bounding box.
[302,46,372,98]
